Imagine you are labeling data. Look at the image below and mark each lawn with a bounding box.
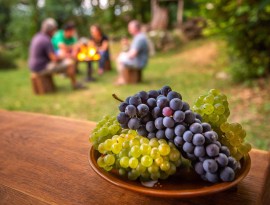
[0,38,269,150]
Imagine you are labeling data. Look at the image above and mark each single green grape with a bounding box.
[118,168,126,176]
[220,122,230,132]
[168,142,176,148]
[158,144,171,156]
[149,138,159,147]
[104,154,115,166]
[99,127,109,137]
[203,94,214,104]
[118,149,129,158]
[104,139,113,151]
[148,164,159,174]
[122,140,130,149]
[140,137,149,144]
[160,161,170,171]
[166,163,176,175]
[244,143,252,153]
[128,129,137,136]
[129,157,139,169]
[194,95,205,106]
[136,163,147,173]
[150,172,161,180]
[169,149,181,161]
[230,123,242,134]
[208,113,219,123]
[155,156,164,166]
[158,139,167,144]
[140,171,150,180]
[226,131,235,140]
[140,143,151,155]
[103,166,113,171]
[214,103,225,115]
[128,169,140,180]
[120,156,129,168]
[129,138,140,147]
[130,145,141,158]
[111,143,122,154]
[208,89,220,96]
[202,103,214,115]
[117,136,125,144]
[98,143,106,154]
[141,155,153,167]
[150,147,160,159]
[97,157,106,168]
[239,129,246,139]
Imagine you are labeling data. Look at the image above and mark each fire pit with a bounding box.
[77,45,100,62]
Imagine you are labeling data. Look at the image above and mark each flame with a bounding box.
[77,46,100,61]
[77,53,86,61]
[88,48,96,56]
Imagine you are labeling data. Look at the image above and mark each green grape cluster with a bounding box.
[193,89,251,161]
[97,130,182,181]
[220,122,252,160]
[193,89,230,128]
[90,115,122,149]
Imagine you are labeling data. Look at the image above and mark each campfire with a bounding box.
[77,45,100,61]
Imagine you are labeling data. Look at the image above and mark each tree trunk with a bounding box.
[150,0,168,30]
[177,0,184,27]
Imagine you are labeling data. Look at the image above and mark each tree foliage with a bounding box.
[198,0,270,81]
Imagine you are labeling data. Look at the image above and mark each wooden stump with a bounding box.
[31,73,56,95]
[122,68,142,84]
[104,59,112,71]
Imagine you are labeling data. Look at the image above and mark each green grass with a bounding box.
[0,38,269,150]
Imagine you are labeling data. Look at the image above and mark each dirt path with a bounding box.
[177,42,218,66]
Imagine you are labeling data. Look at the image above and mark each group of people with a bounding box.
[28,18,149,89]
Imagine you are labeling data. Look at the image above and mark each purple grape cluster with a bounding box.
[180,124,240,183]
[117,86,239,183]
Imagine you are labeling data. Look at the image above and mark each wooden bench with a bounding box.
[122,68,142,84]
[31,73,56,95]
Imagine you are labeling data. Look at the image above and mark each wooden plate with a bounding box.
[89,146,251,198]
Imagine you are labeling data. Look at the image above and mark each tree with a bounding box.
[198,0,270,81]
[150,0,169,30]
[0,0,15,43]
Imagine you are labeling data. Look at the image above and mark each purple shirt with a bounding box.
[28,32,54,72]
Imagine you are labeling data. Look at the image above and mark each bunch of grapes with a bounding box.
[193,89,251,161]
[90,115,122,149]
[192,89,230,128]
[179,123,240,183]
[220,122,251,160]
[117,85,197,140]
[96,130,182,181]
[115,86,240,183]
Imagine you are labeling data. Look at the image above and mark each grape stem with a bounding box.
[112,94,124,102]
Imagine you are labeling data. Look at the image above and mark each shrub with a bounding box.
[199,0,270,81]
[0,50,17,69]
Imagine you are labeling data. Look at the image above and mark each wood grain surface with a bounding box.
[0,110,269,205]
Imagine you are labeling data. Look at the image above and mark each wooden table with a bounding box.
[0,110,269,205]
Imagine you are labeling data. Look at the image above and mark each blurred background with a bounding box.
[0,0,269,150]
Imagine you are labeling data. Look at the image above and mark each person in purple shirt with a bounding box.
[28,18,83,89]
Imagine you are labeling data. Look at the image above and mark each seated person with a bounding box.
[116,20,149,85]
[28,18,83,89]
[120,36,130,52]
[51,21,78,59]
[87,25,110,79]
